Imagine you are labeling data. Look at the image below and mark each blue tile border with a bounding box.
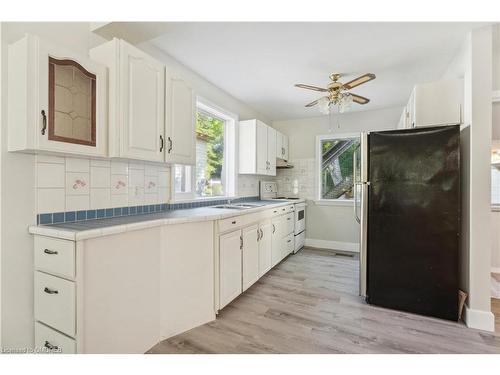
[36,196,260,226]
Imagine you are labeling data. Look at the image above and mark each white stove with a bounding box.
[260,181,306,253]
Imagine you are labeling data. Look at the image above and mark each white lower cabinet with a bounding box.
[32,221,215,354]
[258,220,273,277]
[219,229,243,309]
[217,204,297,311]
[242,224,260,291]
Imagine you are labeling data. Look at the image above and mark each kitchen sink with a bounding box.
[212,202,265,210]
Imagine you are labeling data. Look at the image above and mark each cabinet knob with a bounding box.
[43,249,58,255]
[44,341,59,351]
[167,137,173,153]
[41,110,47,135]
[44,287,58,295]
[159,135,164,152]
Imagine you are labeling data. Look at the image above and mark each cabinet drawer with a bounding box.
[34,271,76,337]
[284,234,294,257]
[34,236,75,279]
[284,213,294,235]
[35,322,76,354]
[218,216,246,233]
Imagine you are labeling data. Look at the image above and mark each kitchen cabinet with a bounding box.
[165,75,196,165]
[8,34,108,157]
[276,131,290,161]
[219,229,243,309]
[398,79,463,129]
[258,220,273,277]
[215,203,296,311]
[242,224,260,291]
[90,38,165,162]
[239,119,277,176]
[32,220,215,353]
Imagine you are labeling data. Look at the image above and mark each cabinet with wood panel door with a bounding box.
[90,38,166,162]
[8,34,108,157]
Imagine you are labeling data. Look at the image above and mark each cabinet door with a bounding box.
[282,134,289,161]
[23,35,107,157]
[219,230,242,309]
[256,120,268,175]
[276,131,283,159]
[119,41,165,162]
[271,217,283,267]
[242,224,259,291]
[267,126,277,176]
[165,76,196,165]
[258,221,273,277]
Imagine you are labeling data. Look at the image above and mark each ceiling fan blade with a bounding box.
[343,73,376,90]
[305,97,325,107]
[351,93,370,104]
[295,84,328,92]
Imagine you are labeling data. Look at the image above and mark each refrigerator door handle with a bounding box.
[353,144,361,224]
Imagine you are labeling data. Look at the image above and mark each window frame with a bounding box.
[170,97,238,203]
[315,133,360,206]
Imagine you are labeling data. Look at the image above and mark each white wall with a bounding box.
[273,106,402,250]
[0,22,269,350]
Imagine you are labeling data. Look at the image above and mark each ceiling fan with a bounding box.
[295,73,376,114]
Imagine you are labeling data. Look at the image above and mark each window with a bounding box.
[173,98,236,201]
[492,149,500,206]
[316,134,360,202]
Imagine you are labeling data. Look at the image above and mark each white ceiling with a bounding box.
[151,22,486,121]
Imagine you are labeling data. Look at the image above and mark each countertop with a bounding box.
[29,199,305,241]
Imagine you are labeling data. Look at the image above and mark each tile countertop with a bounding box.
[28,199,305,241]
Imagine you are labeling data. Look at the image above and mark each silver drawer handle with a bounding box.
[44,341,59,350]
[44,287,58,295]
[43,249,58,255]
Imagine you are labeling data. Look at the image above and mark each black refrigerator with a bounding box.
[354,125,460,321]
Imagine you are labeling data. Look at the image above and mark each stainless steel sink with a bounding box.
[212,204,249,210]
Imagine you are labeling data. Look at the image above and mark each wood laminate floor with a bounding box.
[148,248,500,354]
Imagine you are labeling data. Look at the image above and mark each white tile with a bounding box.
[145,193,158,204]
[66,157,90,172]
[90,159,110,168]
[145,164,158,176]
[37,154,65,164]
[129,161,145,170]
[128,187,144,206]
[38,188,65,214]
[90,188,111,209]
[91,166,111,188]
[111,160,129,175]
[37,163,65,188]
[129,168,145,188]
[111,194,128,208]
[111,174,128,195]
[66,172,90,195]
[158,170,170,187]
[145,175,158,194]
[158,187,170,203]
[66,195,90,211]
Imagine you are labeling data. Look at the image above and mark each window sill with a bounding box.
[313,199,354,207]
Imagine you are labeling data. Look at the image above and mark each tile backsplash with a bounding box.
[275,158,316,200]
[36,154,170,214]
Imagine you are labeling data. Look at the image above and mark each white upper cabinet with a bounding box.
[90,38,165,162]
[398,79,463,129]
[165,75,196,165]
[239,119,277,176]
[275,131,289,161]
[8,34,108,157]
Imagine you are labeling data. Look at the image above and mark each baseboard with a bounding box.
[305,238,359,253]
[463,304,495,332]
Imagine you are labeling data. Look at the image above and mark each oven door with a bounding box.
[294,203,306,234]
